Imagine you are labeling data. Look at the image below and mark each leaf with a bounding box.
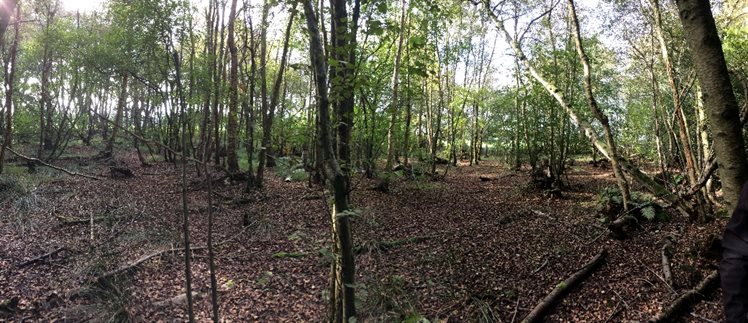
[367,20,384,36]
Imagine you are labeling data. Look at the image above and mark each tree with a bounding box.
[0,0,20,175]
[567,0,631,210]
[302,0,356,320]
[226,0,239,174]
[675,0,748,209]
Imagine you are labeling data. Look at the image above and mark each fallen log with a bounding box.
[4,147,101,180]
[56,214,109,226]
[649,269,719,322]
[479,175,497,182]
[16,247,66,268]
[521,249,607,323]
[662,236,674,288]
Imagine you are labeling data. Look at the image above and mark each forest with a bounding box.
[0,0,747,321]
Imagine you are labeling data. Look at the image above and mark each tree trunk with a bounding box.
[567,0,631,210]
[0,2,19,175]
[103,74,129,158]
[385,0,408,171]
[255,4,296,188]
[172,50,195,323]
[651,0,700,192]
[226,0,240,174]
[302,1,357,321]
[675,0,748,209]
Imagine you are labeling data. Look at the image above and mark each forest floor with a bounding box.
[0,147,726,322]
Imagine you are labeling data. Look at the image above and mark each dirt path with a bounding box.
[0,156,724,321]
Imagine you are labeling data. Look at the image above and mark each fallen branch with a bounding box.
[4,147,101,180]
[648,269,720,323]
[95,226,250,283]
[16,247,66,268]
[521,249,607,323]
[479,175,498,182]
[56,214,110,226]
[662,236,674,288]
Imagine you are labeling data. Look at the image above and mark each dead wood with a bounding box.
[479,175,497,182]
[4,147,101,180]
[94,226,250,283]
[648,270,719,323]
[16,247,66,268]
[109,167,134,179]
[607,215,638,239]
[662,236,674,288]
[521,249,607,323]
[56,214,112,226]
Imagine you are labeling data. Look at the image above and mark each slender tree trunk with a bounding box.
[0,2,19,175]
[567,0,631,210]
[675,0,748,210]
[226,0,240,174]
[651,0,699,189]
[385,0,408,171]
[302,1,356,321]
[172,50,195,323]
[103,74,129,158]
[255,4,297,188]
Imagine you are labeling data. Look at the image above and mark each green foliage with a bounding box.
[274,157,307,182]
[596,186,668,222]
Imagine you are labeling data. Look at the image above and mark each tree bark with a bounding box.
[567,0,631,210]
[103,74,129,158]
[255,3,296,188]
[302,1,357,320]
[172,50,195,322]
[0,2,18,175]
[385,0,408,171]
[226,0,240,174]
[675,0,748,210]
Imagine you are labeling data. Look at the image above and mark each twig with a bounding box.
[510,297,520,323]
[530,257,549,276]
[95,226,250,283]
[4,147,101,180]
[690,312,719,323]
[16,247,66,268]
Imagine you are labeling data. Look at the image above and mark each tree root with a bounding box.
[16,247,66,268]
[521,249,607,323]
[648,269,719,323]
